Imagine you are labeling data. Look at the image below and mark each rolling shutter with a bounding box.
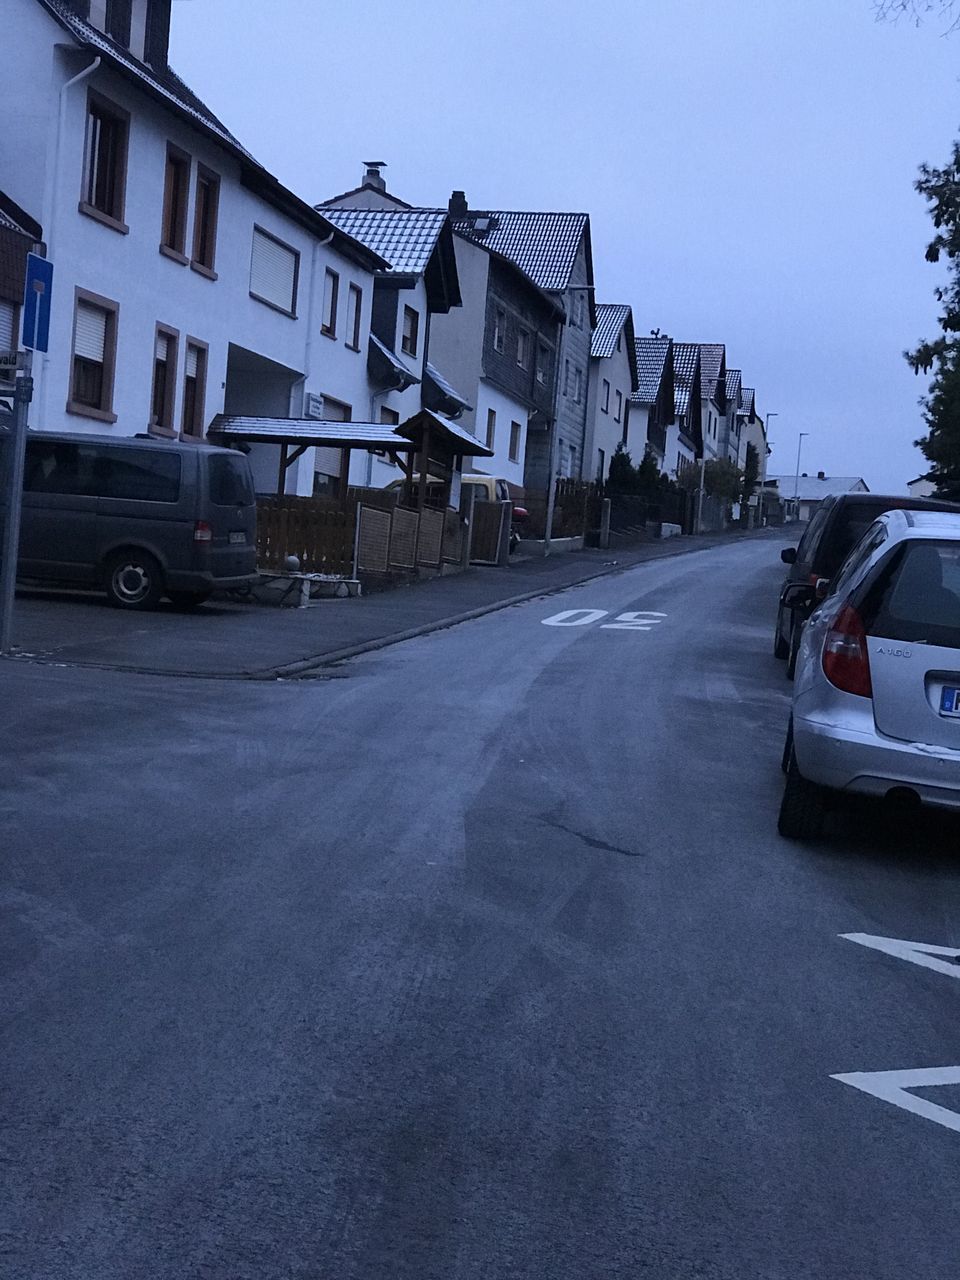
[75,302,107,361]
[250,228,297,312]
[155,331,169,362]
[185,343,198,378]
[0,301,15,351]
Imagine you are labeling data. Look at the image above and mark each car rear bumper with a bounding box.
[165,569,259,592]
[794,712,960,810]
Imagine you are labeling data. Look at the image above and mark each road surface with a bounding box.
[4,537,960,1279]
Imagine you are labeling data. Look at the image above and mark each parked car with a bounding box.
[775,492,960,676]
[778,508,960,838]
[385,473,528,550]
[0,430,259,609]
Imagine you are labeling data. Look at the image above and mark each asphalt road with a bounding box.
[4,537,960,1279]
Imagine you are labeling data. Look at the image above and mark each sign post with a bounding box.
[0,253,52,655]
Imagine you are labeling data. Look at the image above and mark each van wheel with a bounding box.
[777,750,827,840]
[104,550,164,610]
[168,590,211,610]
[774,607,790,659]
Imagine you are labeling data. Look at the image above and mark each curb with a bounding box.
[2,531,764,683]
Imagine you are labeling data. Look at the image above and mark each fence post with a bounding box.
[460,483,476,570]
[352,501,362,578]
[599,498,611,550]
[496,501,512,567]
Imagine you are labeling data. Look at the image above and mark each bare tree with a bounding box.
[874,1,960,32]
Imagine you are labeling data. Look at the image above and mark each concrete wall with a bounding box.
[472,380,529,492]
[426,235,489,441]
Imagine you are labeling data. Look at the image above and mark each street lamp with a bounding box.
[793,432,809,522]
[759,411,777,527]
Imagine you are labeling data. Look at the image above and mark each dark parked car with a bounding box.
[774,492,960,675]
[0,431,259,609]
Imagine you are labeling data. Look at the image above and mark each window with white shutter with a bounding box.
[250,227,299,315]
[0,300,16,352]
[181,340,207,438]
[150,325,178,433]
[70,293,118,418]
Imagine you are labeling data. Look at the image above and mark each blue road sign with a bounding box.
[21,253,53,353]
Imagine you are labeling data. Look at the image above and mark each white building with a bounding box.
[4,0,387,498]
[765,472,870,522]
[585,304,637,483]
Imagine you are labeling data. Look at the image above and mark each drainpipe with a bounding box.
[39,54,101,427]
[300,230,333,494]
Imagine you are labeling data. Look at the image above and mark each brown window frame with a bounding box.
[79,91,130,234]
[321,395,352,422]
[346,282,362,350]
[322,268,339,338]
[249,225,300,318]
[105,0,132,45]
[68,288,120,423]
[614,389,622,423]
[485,407,496,451]
[160,143,191,262]
[536,343,549,386]
[401,305,419,358]
[509,420,522,463]
[180,337,209,440]
[149,323,180,438]
[601,378,610,413]
[191,165,220,279]
[517,327,530,370]
[493,307,506,354]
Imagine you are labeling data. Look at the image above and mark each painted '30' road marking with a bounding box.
[541,608,667,631]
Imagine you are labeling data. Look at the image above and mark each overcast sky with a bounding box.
[169,0,959,492]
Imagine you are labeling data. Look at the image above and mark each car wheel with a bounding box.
[104,550,165,610]
[777,749,827,840]
[786,621,802,679]
[774,607,790,659]
[781,716,793,774]
[168,590,212,610]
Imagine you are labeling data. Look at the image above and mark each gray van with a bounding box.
[0,430,259,609]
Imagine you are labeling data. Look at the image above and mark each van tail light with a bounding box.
[513,506,529,522]
[822,602,872,698]
[193,520,213,544]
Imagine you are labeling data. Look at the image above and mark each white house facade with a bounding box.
[585,304,637,483]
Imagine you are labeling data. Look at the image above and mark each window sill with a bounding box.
[191,260,218,282]
[160,243,189,265]
[321,328,338,340]
[250,290,296,319]
[401,347,417,360]
[78,202,129,235]
[345,342,361,353]
[147,423,177,439]
[67,400,117,424]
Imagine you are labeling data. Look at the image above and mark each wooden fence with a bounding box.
[256,496,356,577]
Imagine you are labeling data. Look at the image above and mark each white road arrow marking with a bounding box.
[840,933,960,981]
[832,1066,960,1134]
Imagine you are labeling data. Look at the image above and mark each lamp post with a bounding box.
[759,411,777,527]
[793,431,809,522]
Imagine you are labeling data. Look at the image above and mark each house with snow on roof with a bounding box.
[670,342,704,479]
[763,472,869,522]
[585,304,637,483]
[631,335,676,476]
[3,0,389,500]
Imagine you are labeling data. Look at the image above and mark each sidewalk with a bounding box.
[1,528,783,680]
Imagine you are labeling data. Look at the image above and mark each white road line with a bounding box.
[840,933,960,981]
[832,1066,960,1135]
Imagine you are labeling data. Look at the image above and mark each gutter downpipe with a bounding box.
[299,230,333,494]
[39,54,101,427]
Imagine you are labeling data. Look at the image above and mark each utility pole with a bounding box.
[0,350,32,654]
[696,452,707,533]
[793,431,809,522]
[759,411,777,527]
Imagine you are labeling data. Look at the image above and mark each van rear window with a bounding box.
[208,454,254,507]
[23,441,181,502]
[859,540,960,649]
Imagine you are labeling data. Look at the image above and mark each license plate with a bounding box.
[940,686,960,717]
[229,531,246,545]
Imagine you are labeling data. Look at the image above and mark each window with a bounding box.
[493,307,506,354]
[249,226,299,316]
[380,406,400,425]
[161,145,190,259]
[321,396,351,422]
[536,344,549,385]
[574,367,583,404]
[69,291,118,421]
[564,359,571,396]
[23,441,181,503]
[486,408,496,450]
[509,420,521,463]
[0,299,16,353]
[401,305,419,357]
[859,540,960,650]
[601,379,610,413]
[346,283,362,350]
[208,454,254,507]
[321,268,339,336]
[614,390,622,423]
[181,339,207,439]
[150,325,178,435]
[105,0,132,44]
[192,166,220,276]
[81,93,129,229]
[517,328,530,369]
[597,449,605,482]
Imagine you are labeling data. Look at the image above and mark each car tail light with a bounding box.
[808,572,821,586]
[193,520,213,544]
[513,506,529,522]
[822,601,872,698]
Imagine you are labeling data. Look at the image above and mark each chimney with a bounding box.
[817,470,825,481]
[362,161,387,193]
[449,190,468,219]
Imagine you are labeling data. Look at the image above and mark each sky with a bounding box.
[168,0,960,493]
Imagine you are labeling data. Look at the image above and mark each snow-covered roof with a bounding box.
[320,208,450,276]
[591,304,631,358]
[765,475,870,501]
[632,337,671,405]
[452,211,589,292]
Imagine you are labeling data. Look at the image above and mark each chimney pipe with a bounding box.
[449,190,468,219]
[362,161,387,192]
[817,470,825,481]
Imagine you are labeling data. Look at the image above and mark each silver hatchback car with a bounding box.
[779,509,960,839]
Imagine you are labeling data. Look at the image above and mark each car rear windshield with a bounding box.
[208,454,255,507]
[858,540,960,649]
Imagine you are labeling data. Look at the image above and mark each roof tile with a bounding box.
[320,208,448,276]
[452,211,588,292]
